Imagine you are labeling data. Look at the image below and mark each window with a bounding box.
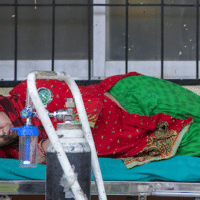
[0,0,199,86]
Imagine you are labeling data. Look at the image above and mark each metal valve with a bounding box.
[48,98,75,122]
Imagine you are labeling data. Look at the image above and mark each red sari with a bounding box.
[0,72,193,168]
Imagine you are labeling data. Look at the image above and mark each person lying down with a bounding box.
[0,71,199,169]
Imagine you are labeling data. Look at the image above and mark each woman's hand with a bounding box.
[37,139,50,164]
[0,112,17,146]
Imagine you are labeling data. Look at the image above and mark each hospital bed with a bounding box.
[0,85,200,200]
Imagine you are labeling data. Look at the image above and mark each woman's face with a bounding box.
[0,112,18,146]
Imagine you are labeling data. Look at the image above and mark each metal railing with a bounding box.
[0,0,200,86]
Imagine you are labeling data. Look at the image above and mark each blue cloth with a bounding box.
[92,156,200,182]
[0,156,200,182]
[0,158,46,180]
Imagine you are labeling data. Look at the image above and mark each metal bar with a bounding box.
[51,0,55,71]
[0,3,197,7]
[0,4,16,6]
[196,0,199,79]
[0,81,21,87]
[161,0,164,79]
[0,4,53,6]
[166,79,200,85]
[153,192,200,197]
[125,0,129,74]
[159,4,196,7]
[0,80,102,88]
[56,4,197,7]
[128,4,197,7]
[14,0,18,81]
[88,0,91,80]
[2,79,200,88]
[1,180,200,197]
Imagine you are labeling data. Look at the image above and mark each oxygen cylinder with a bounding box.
[46,122,91,200]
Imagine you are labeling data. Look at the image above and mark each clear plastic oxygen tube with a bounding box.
[27,71,107,200]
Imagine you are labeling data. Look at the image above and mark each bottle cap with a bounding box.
[11,125,39,136]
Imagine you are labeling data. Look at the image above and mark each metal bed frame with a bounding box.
[0,85,200,200]
[0,180,200,200]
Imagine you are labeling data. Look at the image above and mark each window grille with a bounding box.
[0,0,200,87]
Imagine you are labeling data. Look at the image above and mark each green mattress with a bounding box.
[0,156,200,182]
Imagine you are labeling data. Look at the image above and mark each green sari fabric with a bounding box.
[109,75,200,157]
